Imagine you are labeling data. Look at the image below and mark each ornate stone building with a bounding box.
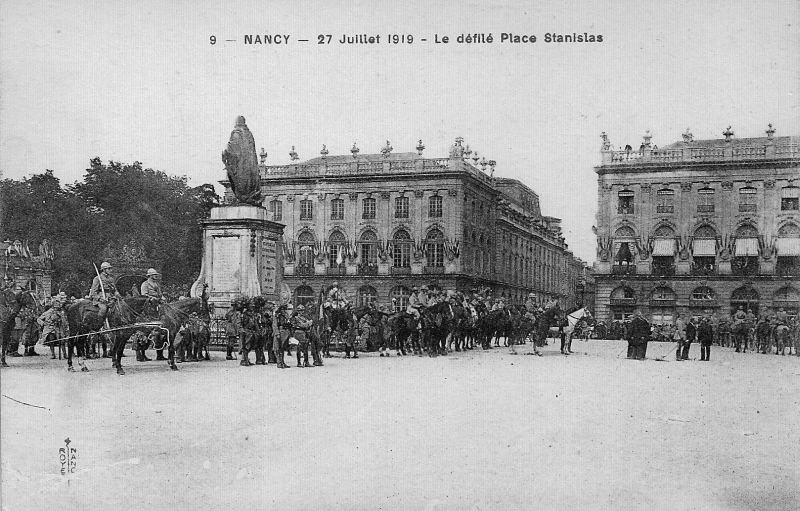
[1,238,54,300]
[223,138,587,310]
[593,126,799,324]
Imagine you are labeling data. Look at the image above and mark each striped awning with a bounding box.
[692,239,716,256]
[735,238,759,256]
[776,237,800,256]
[651,238,676,256]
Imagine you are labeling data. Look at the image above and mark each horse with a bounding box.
[1,290,38,367]
[321,302,353,356]
[420,301,453,356]
[387,311,417,356]
[155,297,210,370]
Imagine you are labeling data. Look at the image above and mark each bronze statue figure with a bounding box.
[222,116,263,205]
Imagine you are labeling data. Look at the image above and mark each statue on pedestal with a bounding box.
[222,116,263,206]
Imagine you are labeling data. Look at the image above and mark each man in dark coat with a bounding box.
[698,317,714,361]
[683,317,697,360]
[626,310,651,360]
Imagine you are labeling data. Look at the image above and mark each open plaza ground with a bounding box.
[1,339,798,511]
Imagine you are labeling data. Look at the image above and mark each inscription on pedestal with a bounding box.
[261,238,277,294]
[212,236,241,294]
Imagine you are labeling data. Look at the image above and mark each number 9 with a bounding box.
[210,35,216,45]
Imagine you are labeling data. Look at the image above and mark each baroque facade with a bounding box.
[223,138,588,311]
[593,126,800,324]
[1,238,54,300]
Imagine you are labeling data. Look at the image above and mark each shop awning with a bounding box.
[692,239,716,256]
[735,238,759,256]
[776,237,800,256]
[651,238,676,256]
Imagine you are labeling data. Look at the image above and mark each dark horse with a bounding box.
[1,290,38,367]
[322,304,353,356]
[387,311,418,356]
[420,301,453,356]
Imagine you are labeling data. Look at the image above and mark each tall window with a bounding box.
[618,190,634,214]
[330,199,344,220]
[395,196,409,218]
[390,286,411,312]
[429,195,443,218]
[392,229,411,268]
[425,228,445,267]
[656,189,674,214]
[697,187,715,213]
[300,199,313,220]
[362,198,376,219]
[294,285,315,307]
[782,186,799,211]
[738,187,757,212]
[297,231,315,272]
[359,230,378,266]
[328,231,346,267]
[269,199,282,221]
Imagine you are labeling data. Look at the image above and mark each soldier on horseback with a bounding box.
[407,285,427,324]
[141,268,167,360]
[89,262,119,301]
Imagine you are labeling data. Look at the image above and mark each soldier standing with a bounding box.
[38,294,70,352]
[673,315,687,361]
[291,304,314,367]
[273,303,293,369]
[239,300,257,366]
[224,299,242,360]
[684,317,697,360]
[698,317,714,361]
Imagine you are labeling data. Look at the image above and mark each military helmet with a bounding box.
[146,268,160,277]
[100,261,113,270]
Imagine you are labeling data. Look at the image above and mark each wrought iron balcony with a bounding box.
[650,298,676,307]
[697,205,715,213]
[690,263,717,276]
[651,263,676,276]
[738,203,757,213]
[296,264,315,276]
[610,298,636,306]
[656,205,674,214]
[611,265,637,275]
[776,261,798,277]
[689,298,718,307]
[732,257,759,276]
[357,264,378,275]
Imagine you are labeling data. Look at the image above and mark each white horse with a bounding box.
[548,307,592,353]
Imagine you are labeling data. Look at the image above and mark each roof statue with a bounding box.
[222,115,263,206]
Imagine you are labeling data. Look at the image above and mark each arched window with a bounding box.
[776,222,800,274]
[651,286,675,301]
[614,226,636,238]
[730,286,759,315]
[653,225,674,237]
[328,231,346,268]
[610,286,636,300]
[390,286,411,312]
[359,230,378,266]
[297,231,315,272]
[425,228,445,267]
[734,224,759,259]
[358,285,377,307]
[773,286,799,302]
[294,285,315,307]
[393,229,411,268]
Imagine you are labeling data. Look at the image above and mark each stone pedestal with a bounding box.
[718,261,732,275]
[378,262,390,275]
[760,260,775,275]
[191,205,284,311]
[636,261,651,275]
[676,261,691,275]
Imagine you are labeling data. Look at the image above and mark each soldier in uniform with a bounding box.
[626,309,651,360]
[407,285,426,324]
[239,300,257,366]
[273,303,293,369]
[291,304,314,367]
[38,294,70,352]
[140,268,167,360]
[89,262,119,301]
[698,317,714,361]
[224,298,242,360]
[250,296,268,365]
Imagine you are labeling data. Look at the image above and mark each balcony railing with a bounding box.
[697,205,715,213]
[732,257,759,276]
[656,205,674,214]
[651,264,676,276]
[690,263,717,276]
[296,264,315,276]
[612,265,637,275]
[776,262,799,276]
[357,264,378,275]
[390,266,411,275]
[738,203,757,213]
[689,298,718,307]
[650,298,676,307]
[610,298,636,306]
[423,266,445,274]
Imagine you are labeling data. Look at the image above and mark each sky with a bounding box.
[1,0,798,262]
